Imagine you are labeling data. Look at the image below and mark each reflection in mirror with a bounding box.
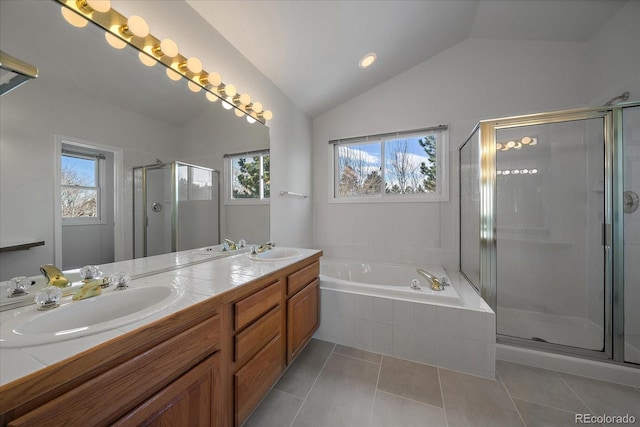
[0,0,270,280]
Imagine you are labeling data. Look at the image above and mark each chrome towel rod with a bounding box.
[280,190,308,199]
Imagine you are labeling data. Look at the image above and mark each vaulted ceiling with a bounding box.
[187,0,628,118]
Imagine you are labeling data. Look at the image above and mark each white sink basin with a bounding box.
[0,284,183,348]
[248,247,303,262]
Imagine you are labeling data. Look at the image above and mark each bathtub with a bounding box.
[320,258,462,306]
[316,257,496,379]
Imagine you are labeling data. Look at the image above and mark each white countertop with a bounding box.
[0,247,321,386]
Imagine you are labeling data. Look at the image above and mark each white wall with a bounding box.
[313,38,591,269]
[113,1,314,248]
[312,1,639,269]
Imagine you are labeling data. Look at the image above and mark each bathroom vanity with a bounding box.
[0,248,321,426]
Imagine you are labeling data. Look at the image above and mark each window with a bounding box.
[331,127,448,202]
[61,146,106,224]
[225,150,270,204]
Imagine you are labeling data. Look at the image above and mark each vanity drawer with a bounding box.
[234,334,285,425]
[234,280,282,331]
[235,305,281,366]
[287,261,319,296]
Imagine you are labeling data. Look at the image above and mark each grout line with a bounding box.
[555,372,598,416]
[368,354,384,426]
[332,351,381,366]
[509,396,581,416]
[376,389,447,412]
[436,367,450,427]
[289,342,336,427]
[495,369,527,426]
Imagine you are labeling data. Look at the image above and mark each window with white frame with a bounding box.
[61,146,106,224]
[330,126,448,202]
[225,150,270,204]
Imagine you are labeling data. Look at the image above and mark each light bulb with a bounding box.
[359,53,377,68]
[61,7,88,28]
[239,93,251,105]
[222,99,233,110]
[121,15,149,38]
[153,38,178,58]
[251,102,263,113]
[521,136,531,145]
[138,52,156,67]
[530,169,538,174]
[78,0,111,13]
[496,143,503,150]
[261,110,273,121]
[246,115,256,124]
[503,170,511,175]
[105,32,126,49]
[506,140,516,148]
[220,83,236,98]
[180,57,202,74]
[207,72,222,87]
[234,109,245,118]
[188,81,202,93]
[206,91,218,102]
[166,68,182,81]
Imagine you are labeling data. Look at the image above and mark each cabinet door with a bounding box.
[114,353,219,427]
[287,279,319,363]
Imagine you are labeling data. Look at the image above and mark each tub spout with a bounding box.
[416,269,444,291]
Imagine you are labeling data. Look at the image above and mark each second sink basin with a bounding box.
[248,247,303,261]
[0,283,183,348]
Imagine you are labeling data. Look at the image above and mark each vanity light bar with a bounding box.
[56,0,272,124]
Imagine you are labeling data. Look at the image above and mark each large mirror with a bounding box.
[0,0,270,280]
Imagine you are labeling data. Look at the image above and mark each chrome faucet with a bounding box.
[416,269,445,291]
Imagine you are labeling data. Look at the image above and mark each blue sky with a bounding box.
[62,155,96,186]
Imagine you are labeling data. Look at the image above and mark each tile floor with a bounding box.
[244,339,640,427]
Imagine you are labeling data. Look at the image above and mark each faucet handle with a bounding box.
[440,276,450,286]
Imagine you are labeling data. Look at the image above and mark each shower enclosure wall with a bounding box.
[133,161,220,258]
[460,102,639,366]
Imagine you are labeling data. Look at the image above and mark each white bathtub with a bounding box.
[316,257,496,378]
[320,258,462,306]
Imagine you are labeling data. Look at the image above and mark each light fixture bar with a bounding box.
[56,0,271,124]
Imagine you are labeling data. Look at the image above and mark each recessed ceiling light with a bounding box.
[359,53,377,69]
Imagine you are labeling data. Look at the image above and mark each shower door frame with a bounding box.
[133,161,221,258]
[468,103,640,363]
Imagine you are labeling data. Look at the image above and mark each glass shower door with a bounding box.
[623,106,640,364]
[495,117,606,352]
[145,165,173,257]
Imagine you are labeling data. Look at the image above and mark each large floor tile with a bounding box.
[377,356,442,408]
[439,368,524,427]
[559,373,640,423]
[292,352,379,427]
[243,389,303,427]
[513,399,583,427]
[275,339,335,399]
[369,390,446,427]
[334,344,382,364]
[496,360,588,413]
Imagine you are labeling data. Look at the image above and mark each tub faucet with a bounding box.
[416,269,444,291]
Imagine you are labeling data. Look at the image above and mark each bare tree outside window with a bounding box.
[333,131,442,200]
[61,156,98,218]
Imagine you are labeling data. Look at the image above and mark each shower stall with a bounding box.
[460,102,640,366]
[133,161,220,258]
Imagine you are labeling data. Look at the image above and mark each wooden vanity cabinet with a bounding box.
[231,279,286,426]
[6,312,222,427]
[286,261,320,363]
[0,252,323,427]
